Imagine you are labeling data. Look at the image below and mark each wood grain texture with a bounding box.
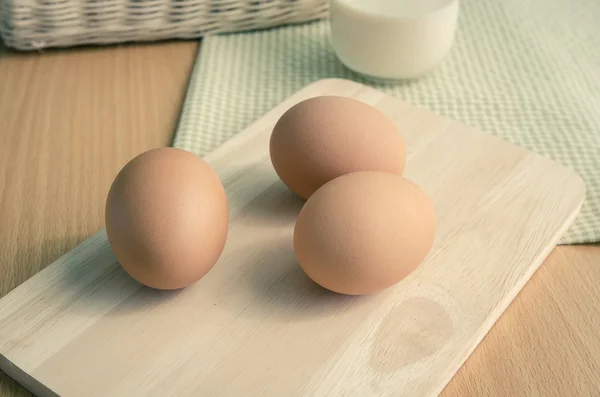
[0,78,588,396]
[443,243,600,397]
[0,41,199,397]
[0,44,599,397]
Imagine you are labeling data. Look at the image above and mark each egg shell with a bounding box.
[269,96,406,199]
[105,147,228,290]
[293,171,436,295]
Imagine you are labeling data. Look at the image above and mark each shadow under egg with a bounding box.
[234,180,306,229]
[215,229,363,324]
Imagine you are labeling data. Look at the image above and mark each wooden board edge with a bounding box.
[436,190,586,396]
[0,354,59,397]
[0,230,109,315]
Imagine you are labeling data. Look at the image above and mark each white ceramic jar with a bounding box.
[329,0,459,80]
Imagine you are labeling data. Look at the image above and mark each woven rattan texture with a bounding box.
[0,0,327,50]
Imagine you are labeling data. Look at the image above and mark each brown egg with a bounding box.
[105,148,228,290]
[269,96,406,199]
[293,172,435,295]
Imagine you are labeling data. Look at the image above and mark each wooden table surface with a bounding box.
[0,41,599,397]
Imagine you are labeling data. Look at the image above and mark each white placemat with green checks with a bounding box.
[174,0,600,245]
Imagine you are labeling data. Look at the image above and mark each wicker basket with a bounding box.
[0,0,328,50]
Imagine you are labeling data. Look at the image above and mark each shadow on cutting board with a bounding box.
[240,180,305,227]
[224,163,306,229]
[219,230,372,324]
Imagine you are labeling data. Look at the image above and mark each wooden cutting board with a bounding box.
[0,79,585,397]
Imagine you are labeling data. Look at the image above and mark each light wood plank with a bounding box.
[0,79,587,396]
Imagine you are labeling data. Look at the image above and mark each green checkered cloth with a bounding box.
[174,0,600,244]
